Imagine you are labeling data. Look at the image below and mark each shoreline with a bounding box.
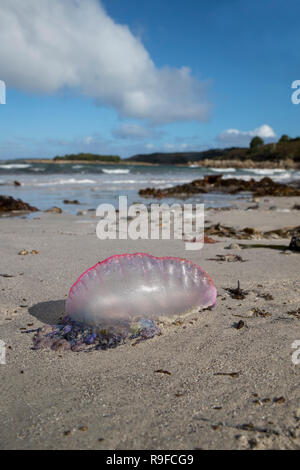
[183,158,300,170]
[3,158,299,170]
[22,159,158,166]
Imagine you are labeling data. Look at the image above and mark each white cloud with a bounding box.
[0,0,210,124]
[84,136,94,145]
[112,123,156,140]
[217,124,276,146]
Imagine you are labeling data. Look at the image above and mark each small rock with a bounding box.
[44,207,62,214]
[18,250,29,256]
[63,199,79,204]
[235,434,248,447]
[235,320,245,330]
[289,236,300,252]
[0,195,38,213]
[225,243,241,250]
[274,396,285,404]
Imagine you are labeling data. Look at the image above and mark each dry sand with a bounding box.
[0,196,299,450]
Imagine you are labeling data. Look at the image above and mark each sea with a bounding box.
[0,161,299,214]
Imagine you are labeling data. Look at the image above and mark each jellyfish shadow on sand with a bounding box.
[28,299,66,325]
[27,298,161,352]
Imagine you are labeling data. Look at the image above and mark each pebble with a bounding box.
[225,243,241,250]
[44,207,62,214]
[18,250,29,256]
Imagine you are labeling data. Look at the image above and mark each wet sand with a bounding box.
[0,196,300,449]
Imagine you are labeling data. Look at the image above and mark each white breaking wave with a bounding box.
[247,168,288,175]
[208,167,236,172]
[222,172,293,182]
[102,168,130,174]
[31,178,97,186]
[0,163,31,169]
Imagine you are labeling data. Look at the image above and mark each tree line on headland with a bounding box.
[126,135,300,166]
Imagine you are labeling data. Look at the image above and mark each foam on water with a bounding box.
[0,164,31,169]
[102,168,130,174]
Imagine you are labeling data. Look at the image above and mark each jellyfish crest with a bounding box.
[66,253,217,328]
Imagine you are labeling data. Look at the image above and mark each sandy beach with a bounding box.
[0,196,299,450]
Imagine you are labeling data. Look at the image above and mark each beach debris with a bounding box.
[66,253,217,329]
[203,235,219,244]
[139,175,300,198]
[273,396,285,404]
[251,308,272,318]
[155,369,171,376]
[18,249,39,256]
[209,254,247,262]
[289,236,300,252]
[44,206,62,214]
[287,308,300,319]
[292,204,300,210]
[234,320,245,330]
[79,426,88,432]
[214,371,240,378]
[184,234,219,244]
[0,195,38,213]
[0,273,15,278]
[205,223,300,240]
[225,281,248,300]
[18,249,29,256]
[256,292,273,301]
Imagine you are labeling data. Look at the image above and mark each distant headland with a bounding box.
[19,134,300,169]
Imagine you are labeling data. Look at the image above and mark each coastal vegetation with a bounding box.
[127,136,300,166]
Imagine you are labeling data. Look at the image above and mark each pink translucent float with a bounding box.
[66,253,217,329]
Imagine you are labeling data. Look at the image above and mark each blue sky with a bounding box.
[0,0,299,159]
